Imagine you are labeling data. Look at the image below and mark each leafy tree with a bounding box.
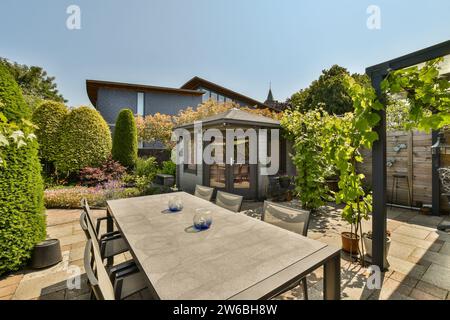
[136,99,280,148]
[54,106,111,175]
[289,65,371,115]
[0,65,45,275]
[32,100,68,162]
[0,58,66,111]
[112,109,138,169]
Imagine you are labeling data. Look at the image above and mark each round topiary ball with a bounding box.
[32,100,68,162]
[54,106,111,175]
[112,108,138,169]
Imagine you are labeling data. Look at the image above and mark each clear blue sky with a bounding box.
[1,0,449,107]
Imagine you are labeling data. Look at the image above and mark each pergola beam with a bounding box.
[366,40,450,270]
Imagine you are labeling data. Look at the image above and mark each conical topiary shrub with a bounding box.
[112,108,138,169]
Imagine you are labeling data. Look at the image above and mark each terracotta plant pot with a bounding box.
[341,232,360,254]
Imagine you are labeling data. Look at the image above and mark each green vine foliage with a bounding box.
[282,74,382,233]
[281,109,329,210]
[381,58,450,132]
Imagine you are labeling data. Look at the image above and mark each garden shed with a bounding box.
[174,108,296,200]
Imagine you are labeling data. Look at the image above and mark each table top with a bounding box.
[107,192,333,300]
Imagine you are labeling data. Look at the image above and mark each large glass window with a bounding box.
[210,91,218,102]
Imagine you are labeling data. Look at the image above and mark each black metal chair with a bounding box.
[194,185,214,202]
[215,191,244,213]
[80,199,129,263]
[262,201,311,300]
[84,239,148,300]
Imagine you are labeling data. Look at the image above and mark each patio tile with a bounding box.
[409,288,441,300]
[13,270,72,300]
[439,242,450,256]
[0,274,23,288]
[388,240,416,260]
[39,289,66,300]
[368,278,413,300]
[387,256,427,280]
[425,230,450,242]
[0,284,18,298]
[22,251,69,281]
[47,223,74,238]
[69,246,85,262]
[388,271,419,288]
[59,233,86,247]
[408,215,445,229]
[390,233,443,252]
[394,225,431,240]
[415,280,448,299]
[421,264,450,291]
[410,248,450,268]
[406,255,432,269]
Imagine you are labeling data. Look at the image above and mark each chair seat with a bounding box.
[103,237,129,258]
[116,271,148,300]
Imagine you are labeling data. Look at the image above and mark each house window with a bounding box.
[137,92,144,116]
[184,137,197,174]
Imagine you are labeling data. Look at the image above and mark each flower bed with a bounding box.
[44,184,141,209]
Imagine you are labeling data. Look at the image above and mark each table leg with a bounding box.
[323,253,341,300]
[106,208,114,267]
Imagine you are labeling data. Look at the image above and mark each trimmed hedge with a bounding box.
[32,100,68,162]
[54,106,112,175]
[0,66,45,275]
[0,64,30,122]
[112,109,138,169]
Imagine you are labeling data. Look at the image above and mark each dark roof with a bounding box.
[86,80,203,106]
[176,108,280,129]
[180,76,272,110]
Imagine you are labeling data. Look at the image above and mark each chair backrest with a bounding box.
[80,211,102,255]
[215,191,243,213]
[262,201,311,237]
[194,185,214,202]
[80,198,98,239]
[84,239,115,300]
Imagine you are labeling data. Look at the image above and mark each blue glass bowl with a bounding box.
[193,208,212,230]
[168,196,183,212]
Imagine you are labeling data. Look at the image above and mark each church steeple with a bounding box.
[265,82,274,104]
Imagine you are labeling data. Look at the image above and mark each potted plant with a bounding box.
[362,230,391,258]
[340,196,371,255]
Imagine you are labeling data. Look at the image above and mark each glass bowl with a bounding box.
[193,208,212,230]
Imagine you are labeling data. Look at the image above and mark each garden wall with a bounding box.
[358,129,450,213]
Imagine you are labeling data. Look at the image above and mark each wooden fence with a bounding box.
[358,129,450,213]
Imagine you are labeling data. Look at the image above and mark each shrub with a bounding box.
[0,66,45,275]
[79,157,126,187]
[112,109,137,169]
[159,160,176,176]
[135,157,158,179]
[54,106,111,175]
[32,100,68,162]
[44,184,142,209]
[0,64,30,122]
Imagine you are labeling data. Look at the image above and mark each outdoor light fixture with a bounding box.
[431,131,446,155]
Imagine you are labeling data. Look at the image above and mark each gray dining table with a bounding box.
[106,192,341,300]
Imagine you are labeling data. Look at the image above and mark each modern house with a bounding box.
[86,76,276,149]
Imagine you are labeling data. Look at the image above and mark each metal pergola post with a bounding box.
[366,40,450,270]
